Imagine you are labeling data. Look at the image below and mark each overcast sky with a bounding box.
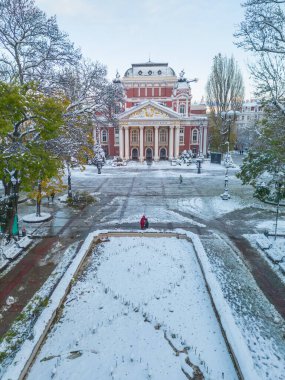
[35,0,254,102]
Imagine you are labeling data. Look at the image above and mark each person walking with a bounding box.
[22,225,27,237]
[144,218,149,229]
[179,175,183,184]
[140,215,146,230]
[50,190,55,202]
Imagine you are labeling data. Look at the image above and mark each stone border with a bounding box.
[22,213,52,223]
[2,230,251,380]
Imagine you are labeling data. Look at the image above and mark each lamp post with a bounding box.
[220,167,230,200]
[196,158,202,174]
[198,121,204,159]
[10,173,19,236]
[273,173,285,240]
[220,148,230,200]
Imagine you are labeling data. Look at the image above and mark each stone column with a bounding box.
[119,126,124,159]
[154,126,159,161]
[203,124,207,155]
[139,126,144,162]
[124,126,129,160]
[169,125,174,160]
[174,124,180,158]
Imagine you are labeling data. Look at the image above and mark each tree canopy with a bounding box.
[0,0,81,85]
[0,82,67,191]
[206,54,244,151]
[235,0,285,201]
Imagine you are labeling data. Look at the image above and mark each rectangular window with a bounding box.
[131,130,138,144]
[179,127,184,144]
[145,129,153,143]
[101,130,108,143]
[115,128,119,145]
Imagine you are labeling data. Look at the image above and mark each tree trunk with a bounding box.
[67,162,72,199]
[36,180,42,217]
[3,179,11,196]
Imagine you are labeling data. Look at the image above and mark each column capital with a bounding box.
[139,125,144,130]
[124,125,129,130]
[154,125,159,130]
[169,125,175,129]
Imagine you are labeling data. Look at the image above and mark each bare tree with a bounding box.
[206,54,244,149]
[235,1,285,54]
[0,0,81,84]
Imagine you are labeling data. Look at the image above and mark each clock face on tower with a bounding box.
[148,70,152,75]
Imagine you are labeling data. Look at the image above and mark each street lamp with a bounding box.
[10,173,19,236]
[221,110,240,167]
[196,158,202,174]
[273,172,285,240]
[220,155,230,200]
[198,121,204,159]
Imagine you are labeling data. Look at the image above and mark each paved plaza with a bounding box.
[1,156,285,379]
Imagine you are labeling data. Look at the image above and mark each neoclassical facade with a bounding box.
[99,61,208,161]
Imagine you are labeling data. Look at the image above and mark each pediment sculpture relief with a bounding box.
[130,106,170,119]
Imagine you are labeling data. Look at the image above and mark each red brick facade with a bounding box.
[99,62,208,160]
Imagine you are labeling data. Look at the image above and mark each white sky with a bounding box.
[35,0,255,102]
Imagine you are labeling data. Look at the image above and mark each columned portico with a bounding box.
[117,100,207,162]
[124,126,130,160]
[119,126,124,159]
[139,126,144,162]
[169,126,174,160]
[154,126,159,161]
[174,125,180,159]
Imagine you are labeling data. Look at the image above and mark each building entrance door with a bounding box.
[146,148,153,160]
[160,148,166,160]
[132,148,138,160]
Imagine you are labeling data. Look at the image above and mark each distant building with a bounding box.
[97,61,208,161]
[236,99,263,151]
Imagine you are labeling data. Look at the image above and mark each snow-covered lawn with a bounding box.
[255,220,285,235]
[26,236,238,380]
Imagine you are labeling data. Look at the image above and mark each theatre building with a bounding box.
[99,61,208,162]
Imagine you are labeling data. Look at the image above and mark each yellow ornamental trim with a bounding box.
[131,106,169,119]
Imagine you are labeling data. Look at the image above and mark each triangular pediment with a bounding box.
[118,100,181,120]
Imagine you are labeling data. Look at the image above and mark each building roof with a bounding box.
[124,61,176,78]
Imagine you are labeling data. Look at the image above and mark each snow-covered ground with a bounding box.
[202,232,285,380]
[26,236,238,380]
[1,159,285,380]
[244,233,285,281]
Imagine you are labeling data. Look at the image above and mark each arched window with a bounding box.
[159,129,167,143]
[179,104,186,115]
[192,129,198,143]
[145,129,153,143]
[131,129,138,144]
[101,130,108,143]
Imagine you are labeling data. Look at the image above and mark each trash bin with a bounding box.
[210,152,222,164]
